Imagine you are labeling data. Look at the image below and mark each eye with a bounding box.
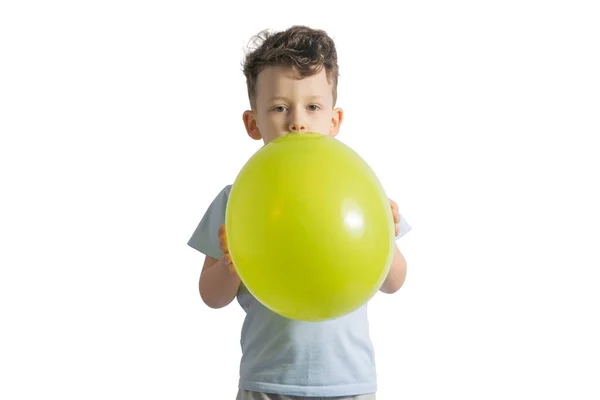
[273,106,288,112]
[307,104,321,111]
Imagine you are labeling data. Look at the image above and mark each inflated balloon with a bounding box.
[225,132,394,321]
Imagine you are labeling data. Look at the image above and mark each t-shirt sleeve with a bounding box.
[395,214,412,240]
[187,185,231,260]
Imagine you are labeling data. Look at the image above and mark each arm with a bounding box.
[379,198,408,294]
[199,255,241,308]
[379,243,407,294]
[198,224,240,308]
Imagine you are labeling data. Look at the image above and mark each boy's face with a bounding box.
[243,66,343,144]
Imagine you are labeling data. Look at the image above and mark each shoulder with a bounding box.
[215,184,233,198]
[187,184,233,258]
[219,184,233,202]
[207,184,233,210]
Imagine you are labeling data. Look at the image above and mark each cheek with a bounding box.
[267,114,286,127]
[316,114,333,129]
[257,114,283,133]
[256,112,273,127]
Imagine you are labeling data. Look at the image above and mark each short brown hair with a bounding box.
[242,25,339,109]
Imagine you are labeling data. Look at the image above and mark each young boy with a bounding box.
[188,25,412,400]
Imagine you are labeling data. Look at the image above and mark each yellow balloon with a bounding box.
[225,132,394,321]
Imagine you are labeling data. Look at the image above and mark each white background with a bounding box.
[1,1,599,399]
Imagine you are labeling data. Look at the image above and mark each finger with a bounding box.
[222,248,230,262]
[389,198,398,210]
[222,252,237,274]
[228,262,238,276]
[219,236,227,254]
[393,209,401,223]
[395,223,400,236]
[218,224,229,253]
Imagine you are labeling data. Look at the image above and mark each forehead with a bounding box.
[255,66,332,101]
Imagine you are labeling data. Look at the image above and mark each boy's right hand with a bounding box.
[218,224,237,276]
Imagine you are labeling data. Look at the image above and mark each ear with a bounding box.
[243,110,262,140]
[328,107,344,138]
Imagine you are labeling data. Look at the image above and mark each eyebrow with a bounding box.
[267,96,326,102]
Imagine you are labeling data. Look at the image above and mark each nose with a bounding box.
[288,110,307,132]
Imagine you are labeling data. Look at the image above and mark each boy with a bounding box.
[188,25,412,400]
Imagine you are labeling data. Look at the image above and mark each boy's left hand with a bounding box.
[389,198,401,236]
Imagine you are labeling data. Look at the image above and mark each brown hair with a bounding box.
[242,25,339,109]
